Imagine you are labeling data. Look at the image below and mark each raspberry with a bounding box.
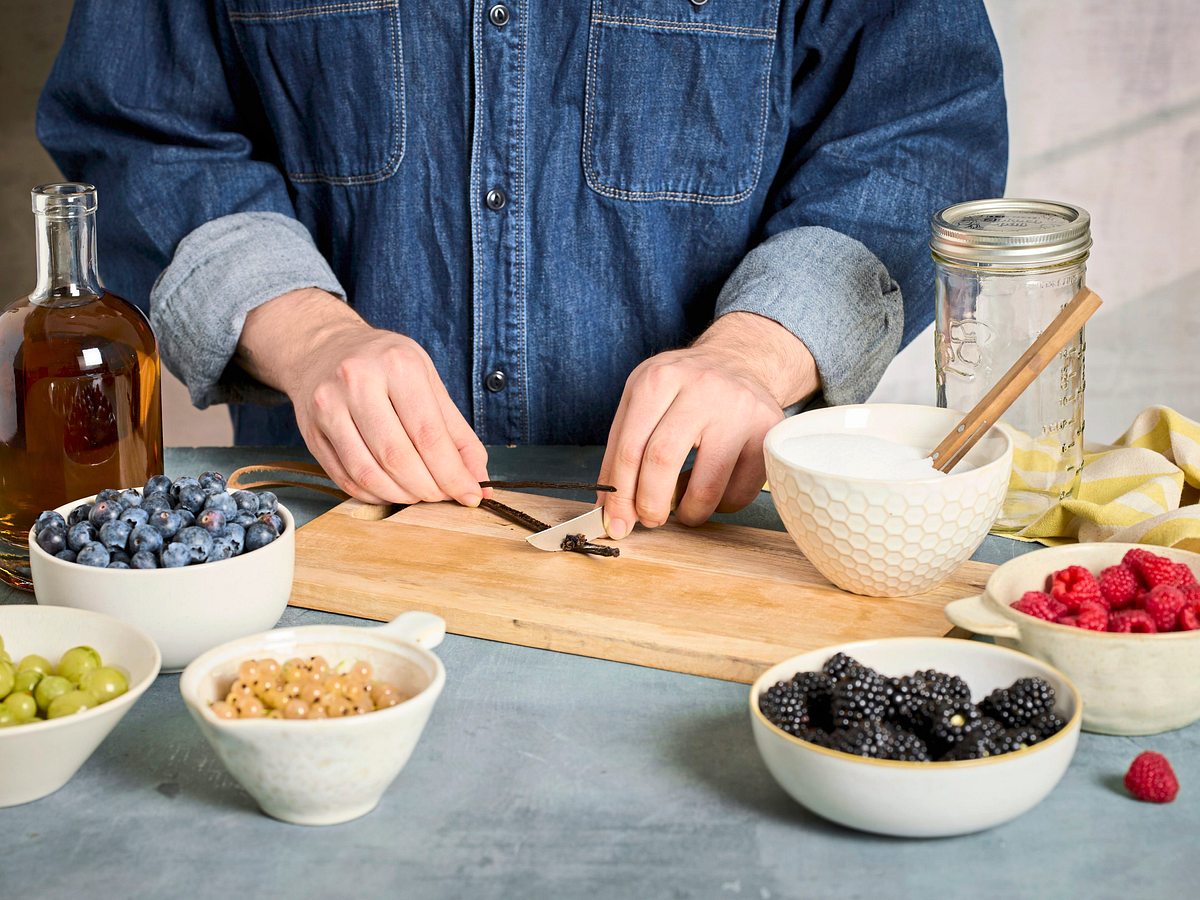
[1143,585,1187,632]
[1182,584,1200,608]
[1012,590,1065,622]
[1075,601,1109,631]
[1098,565,1140,610]
[1055,614,1078,628]
[1128,551,1185,589]
[1122,547,1157,572]
[1124,751,1179,803]
[1046,565,1105,612]
[1108,609,1157,633]
[1178,606,1200,631]
[1174,563,1197,586]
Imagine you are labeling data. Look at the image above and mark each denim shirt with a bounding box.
[38,0,1006,447]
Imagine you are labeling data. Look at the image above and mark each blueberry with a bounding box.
[106,561,131,569]
[177,508,196,529]
[196,508,227,535]
[176,526,214,564]
[232,490,259,514]
[67,522,96,552]
[160,543,191,568]
[233,511,257,529]
[34,510,67,533]
[198,471,227,494]
[55,549,78,563]
[109,549,131,566]
[120,507,150,530]
[128,524,164,555]
[203,491,238,519]
[76,542,111,568]
[176,484,207,515]
[96,488,123,505]
[243,522,277,552]
[118,489,142,507]
[208,535,236,562]
[257,512,284,535]
[256,491,278,514]
[170,476,200,501]
[141,492,173,516]
[149,509,183,539]
[35,526,67,555]
[144,474,172,496]
[88,499,122,528]
[98,520,131,552]
[67,503,92,527]
[131,550,159,569]
[225,523,245,555]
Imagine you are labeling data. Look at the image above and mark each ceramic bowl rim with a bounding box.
[983,542,1200,642]
[28,493,294,579]
[749,637,1082,770]
[763,403,1014,487]
[179,624,446,732]
[0,605,162,737]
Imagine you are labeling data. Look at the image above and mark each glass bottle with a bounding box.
[932,198,1091,532]
[0,183,163,589]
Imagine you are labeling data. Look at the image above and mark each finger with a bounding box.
[346,386,444,503]
[717,435,770,514]
[674,437,743,527]
[304,425,391,505]
[633,402,701,529]
[390,369,482,507]
[320,406,419,504]
[431,377,491,488]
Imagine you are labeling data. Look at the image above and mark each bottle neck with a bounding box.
[31,210,104,305]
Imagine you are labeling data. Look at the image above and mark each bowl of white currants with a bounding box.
[179,610,446,826]
[0,604,161,807]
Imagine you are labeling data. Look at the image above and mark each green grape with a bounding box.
[80,667,129,704]
[2,691,37,722]
[0,706,16,728]
[34,674,72,712]
[47,689,98,719]
[0,660,14,700]
[12,669,42,694]
[56,646,102,685]
[17,654,53,676]
[0,632,5,652]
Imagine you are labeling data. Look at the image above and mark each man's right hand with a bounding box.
[237,288,488,506]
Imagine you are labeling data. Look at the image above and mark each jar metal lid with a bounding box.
[930,198,1091,267]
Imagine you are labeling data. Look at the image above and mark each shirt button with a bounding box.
[485,188,507,211]
[488,4,510,27]
[485,370,507,392]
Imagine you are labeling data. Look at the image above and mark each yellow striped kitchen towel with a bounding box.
[1003,406,1200,550]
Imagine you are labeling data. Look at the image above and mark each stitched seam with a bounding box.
[593,13,774,39]
[228,0,396,23]
[515,4,529,444]
[582,0,780,205]
[470,0,485,429]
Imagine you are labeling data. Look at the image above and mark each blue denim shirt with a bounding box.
[38,0,1006,447]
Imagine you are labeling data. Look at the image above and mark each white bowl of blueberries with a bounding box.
[27,472,294,672]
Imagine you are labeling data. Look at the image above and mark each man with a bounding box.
[38,0,1006,538]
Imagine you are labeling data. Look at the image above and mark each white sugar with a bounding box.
[780,433,949,480]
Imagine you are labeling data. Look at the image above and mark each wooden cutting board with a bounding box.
[291,491,993,683]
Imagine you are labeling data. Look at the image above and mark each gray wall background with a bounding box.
[2,1,1196,447]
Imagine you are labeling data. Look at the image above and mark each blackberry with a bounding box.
[759,681,812,735]
[913,669,972,706]
[980,677,1056,728]
[887,728,932,762]
[921,698,982,748]
[831,664,889,727]
[828,721,897,759]
[790,671,835,731]
[821,652,861,681]
[995,726,1041,755]
[1027,711,1066,740]
[886,669,972,724]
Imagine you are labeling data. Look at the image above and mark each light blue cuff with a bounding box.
[715,225,904,407]
[150,211,345,409]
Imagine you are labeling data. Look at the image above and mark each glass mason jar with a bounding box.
[931,199,1092,532]
[0,183,163,589]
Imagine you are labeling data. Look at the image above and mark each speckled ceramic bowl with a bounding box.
[945,543,1200,735]
[763,404,1013,597]
[179,612,446,826]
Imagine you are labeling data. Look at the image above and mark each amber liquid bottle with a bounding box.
[0,183,163,588]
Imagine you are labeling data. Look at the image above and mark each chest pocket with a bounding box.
[226,0,405,185]
[583,0,780,205]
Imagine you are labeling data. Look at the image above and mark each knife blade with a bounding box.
[525,506,608,552]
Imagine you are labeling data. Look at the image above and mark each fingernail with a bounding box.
[463,493,482,508]
[606,514,628,540]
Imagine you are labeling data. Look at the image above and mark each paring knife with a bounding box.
[525,506,608,552]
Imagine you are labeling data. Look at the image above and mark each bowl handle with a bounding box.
[376,611,446,649]
[944,594,1021,640]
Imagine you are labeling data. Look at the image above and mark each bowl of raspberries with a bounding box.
[945,543,1200,735]
[27,472,294,672]
[750,637,1080,838]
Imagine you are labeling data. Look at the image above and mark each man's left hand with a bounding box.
[599,312,820,538]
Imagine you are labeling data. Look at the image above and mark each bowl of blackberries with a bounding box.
[750,637,1081,838]
[28,472,294,672]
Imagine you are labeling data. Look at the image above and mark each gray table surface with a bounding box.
[1,447,1192,899]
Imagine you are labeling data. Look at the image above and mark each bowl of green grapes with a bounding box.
[0,604,161,807]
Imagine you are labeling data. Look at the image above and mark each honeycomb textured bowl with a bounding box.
[764,404,1013,596]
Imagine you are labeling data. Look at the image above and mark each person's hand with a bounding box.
[599,312,819,537]
[237,288,488,505]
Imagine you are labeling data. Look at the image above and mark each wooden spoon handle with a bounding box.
[930,287,1102,473]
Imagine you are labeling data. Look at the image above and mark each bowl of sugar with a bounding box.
[763,404,1013,596]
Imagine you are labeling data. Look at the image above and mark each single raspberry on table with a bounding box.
[1046,565,1105,612]
[1179,606,1200,631]
[1108,609,1158,633]
[1124,751,1179,803]
[1127,551,1186,589]
[1143,585,1187,632]
[1098,564,1140,610]
[1012,590,1065,622]
[1075,601,1109,631]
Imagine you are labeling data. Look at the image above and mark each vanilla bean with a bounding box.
[560,533,620,557]
[481,480,616,493]
[479,497,548,533]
